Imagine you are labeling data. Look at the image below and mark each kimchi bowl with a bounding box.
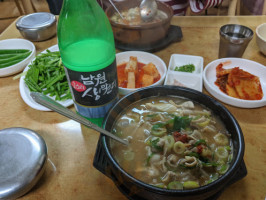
[105,0,173,47]
[116,51,167,96]
[96,85,246,200]
[203,58,266,108]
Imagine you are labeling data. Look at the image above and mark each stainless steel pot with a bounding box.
[16,12,57,42]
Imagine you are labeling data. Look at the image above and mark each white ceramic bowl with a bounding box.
[256,23,266,55]
[116,51,167,96]
[203,58,266,108]
[0,39,36,77]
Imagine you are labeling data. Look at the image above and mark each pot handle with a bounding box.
[93,135,113,179]
[227,159,247,186]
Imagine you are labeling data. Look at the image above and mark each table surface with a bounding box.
[0,15,266,200]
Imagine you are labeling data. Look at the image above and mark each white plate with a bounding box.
[0,39,36,77]
[164,54,203,92]
[19,44,73,111]
[203,58,266,108]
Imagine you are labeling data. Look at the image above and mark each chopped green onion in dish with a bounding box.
[23,50,71,101]
[174,64,195,73]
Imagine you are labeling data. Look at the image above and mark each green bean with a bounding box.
[0,58,26,69]
[0,51,31,64]
[0,49,30,54]
[0,54,18,59]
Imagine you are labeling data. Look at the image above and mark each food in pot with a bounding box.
[215,62,263,100]
[110,96,233,189]
[110,7,167,25]
[117,56,161,88]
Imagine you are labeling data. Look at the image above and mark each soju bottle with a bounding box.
[57,0,119,127]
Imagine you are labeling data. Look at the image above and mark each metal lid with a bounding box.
[16,12,56,30]
[0,127,48,199]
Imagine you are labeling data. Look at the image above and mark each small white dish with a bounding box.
[19,44,73,111]
[164,54,203,92]
[0,39,36,77]
[256,23,266,55]
[203,58,266,108]
[116,51,167,96]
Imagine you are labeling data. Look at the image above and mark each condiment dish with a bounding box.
[116,51,167,96]
[203,58,266,108]
[164,54,203,92]
[0,39,36,77]
[256,23,266,55]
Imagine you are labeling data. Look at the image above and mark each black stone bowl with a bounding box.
[93,85,246,200]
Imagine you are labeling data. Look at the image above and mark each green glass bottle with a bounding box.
[57,0,119,127]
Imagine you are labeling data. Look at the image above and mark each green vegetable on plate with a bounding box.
[23,50,71,101]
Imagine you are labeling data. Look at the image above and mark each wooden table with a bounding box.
[0,16,265,200]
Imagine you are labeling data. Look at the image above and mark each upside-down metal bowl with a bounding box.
[105,0,173,48]
[16,12,57,42]
[94,85,247,200]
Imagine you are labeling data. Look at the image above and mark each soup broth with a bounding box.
[110,96,233,190]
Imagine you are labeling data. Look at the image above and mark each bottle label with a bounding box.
[64,60,119,118]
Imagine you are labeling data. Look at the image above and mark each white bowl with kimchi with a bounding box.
[116,51,167,96]
[203,58,266,108]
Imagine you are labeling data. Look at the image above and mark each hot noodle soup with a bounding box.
[110,96,233,190]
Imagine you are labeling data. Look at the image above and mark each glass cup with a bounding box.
[219,24,253,58]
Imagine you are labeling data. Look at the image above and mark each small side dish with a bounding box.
[203,58,266,108]
[19,44,73,111]
[0,39,36,77]
[23,50,71,101]
[116,51,167,96]
[215,61,263,100]
[0,49,32,69]
[164,54,203,92]
[117,56,161,89]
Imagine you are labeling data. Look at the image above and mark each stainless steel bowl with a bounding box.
[16,12,57,42]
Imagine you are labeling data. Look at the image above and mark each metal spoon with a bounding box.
[108,0,125,20]
[30,92,128,146]
[140,0,158,22]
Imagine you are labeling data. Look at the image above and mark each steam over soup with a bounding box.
[110,96,233,190]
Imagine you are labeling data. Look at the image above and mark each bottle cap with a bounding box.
[0,127,48,199]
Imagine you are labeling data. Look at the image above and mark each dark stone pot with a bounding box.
[93,85,247,200]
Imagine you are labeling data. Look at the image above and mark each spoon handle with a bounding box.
[30,92,128,145]
[108,0,124,19]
